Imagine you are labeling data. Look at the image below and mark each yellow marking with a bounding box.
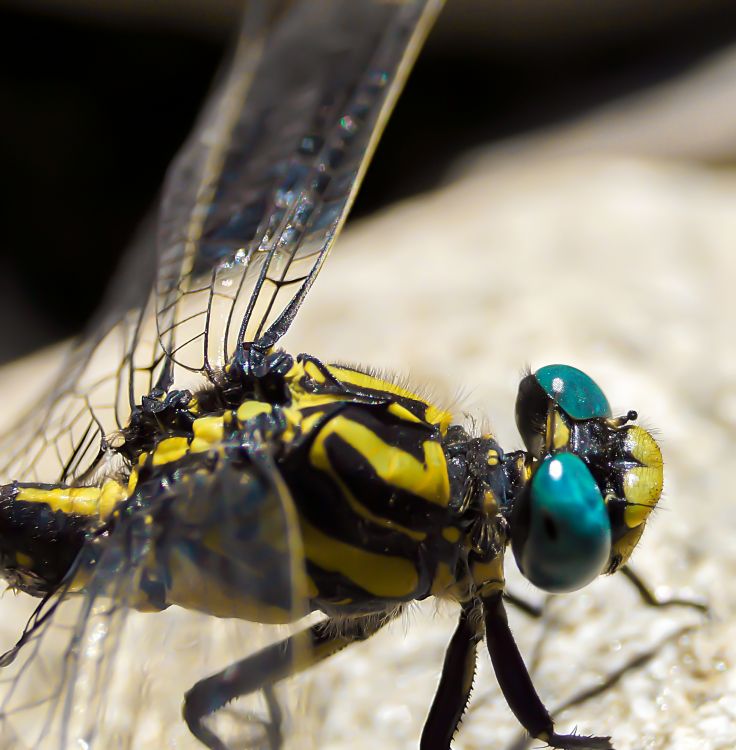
[471,556,505,596]
[15,552,33,569]
[16,482,125,519]
[552,411,570,450]
[545,409,553,451]
[289,391,348,411]
[487,449,499,466]
[286,358,453,433]
[190,438,212,454]
[284,358,303,381]
[98,481,128,518]
[442,526,461,543]
[305,575,319,599]
[236,401,272,423]
[622,426,663,527]
[624,501,653,528]
[483,490,498,514]
[152,436,189,466]
[281,406,303,445]
[626,425,663,468]
[312,415,450,507]
[310,436,426,541]
[623,471,660,525]
[326,365,452,432]
[187,397,200,415]
[326,365,417,399]
[304,359,327,383]
[301,519,418,599]
[164,548,296,624]
[193,416,224,444]
[612,523,645,568]
[127,467,139,493]
[425,405,451,433]
[387,402,423,424]
[138,452,149,467]
[430,561,457,596]
[68,565,94,593]
[158,435,307,622]
[300,411,325,434]
[518,455,532,482]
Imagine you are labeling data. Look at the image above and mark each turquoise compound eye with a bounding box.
[534,364,612,420]
[511,453,611,593]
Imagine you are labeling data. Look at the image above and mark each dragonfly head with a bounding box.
[509,364,663,593]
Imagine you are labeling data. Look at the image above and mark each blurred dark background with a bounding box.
[1,0,736,363]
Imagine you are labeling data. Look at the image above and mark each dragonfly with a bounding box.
[0,1,684,748]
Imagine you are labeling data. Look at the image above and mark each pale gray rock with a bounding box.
[286,152,733,750]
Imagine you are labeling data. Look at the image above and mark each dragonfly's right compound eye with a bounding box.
[511,453,612,593]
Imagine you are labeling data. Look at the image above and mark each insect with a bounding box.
[0,1,678,749]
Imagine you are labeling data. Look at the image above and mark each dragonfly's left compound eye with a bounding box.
[516,363,612,457]
[511,452,612,593]
[533,363,612,420]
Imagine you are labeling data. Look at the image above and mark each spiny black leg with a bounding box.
[184,612,397,750]
[183,635,304,750]
[621,565,707,613]
[503,590,544,619]
[420,601,483,750]
[482,592,613,750]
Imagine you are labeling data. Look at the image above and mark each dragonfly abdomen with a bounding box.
[0,480,126,596]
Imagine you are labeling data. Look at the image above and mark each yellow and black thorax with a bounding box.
[0,351,514,620]
[268,354,511,613]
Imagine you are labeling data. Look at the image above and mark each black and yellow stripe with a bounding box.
[277,361,478,609]
[0,480,127,596]
[0,352,510,627]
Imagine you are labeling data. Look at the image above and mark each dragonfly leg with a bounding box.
[620,565,707,612]
[483,592,614,750]
[420,601,482,750]
[183,610,398,750]
[503,590,544,619]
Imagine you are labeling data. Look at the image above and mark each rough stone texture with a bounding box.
[0,43,734,750]
[284,153,734,750]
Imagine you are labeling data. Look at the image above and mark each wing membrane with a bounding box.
[156,0,442,372]
[0,228,160,485]
[0,1,443,747]
[0,0,441,488]
[0,447,310,749]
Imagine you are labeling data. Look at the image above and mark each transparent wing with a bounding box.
[0,2,444,747]
[0,0,442,488]
[0,226,162,486]
[0,446,310,750]
[156,0,442,372]
[0,521,143,749]
[0,2,443,747]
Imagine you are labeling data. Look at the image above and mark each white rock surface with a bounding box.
[282,153,734,750]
